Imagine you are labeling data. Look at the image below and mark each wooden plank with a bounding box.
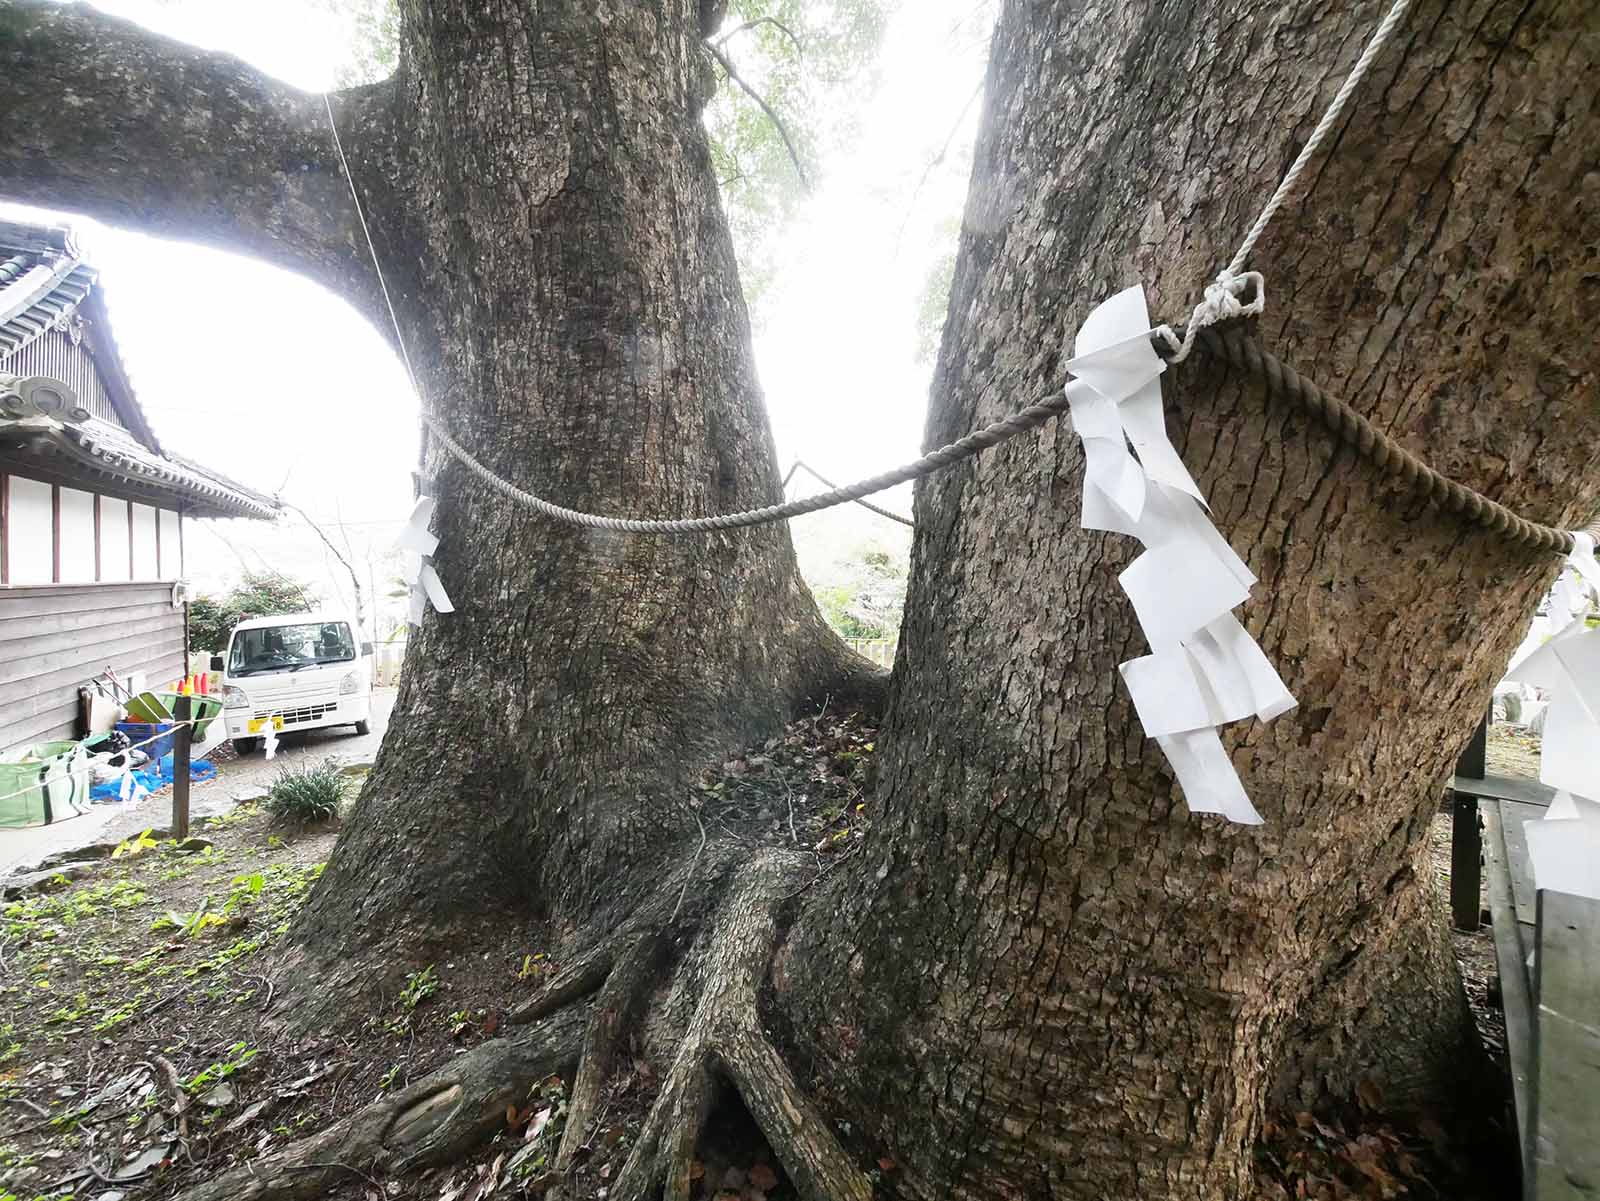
[0,600,176,645]
[0,612,180,677]
[1502,800,1548,930]
[1451,791,1483,931]
[0,637,185,721]
[1450,773,1558,809]
[1530,890,1600,1200]
[0,644,184,753]
[0,697,83,751]
[0,622,184,698]
[1483,801,1535,1187]
[0,581,173,617]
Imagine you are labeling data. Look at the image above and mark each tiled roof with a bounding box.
[0,220,276,520]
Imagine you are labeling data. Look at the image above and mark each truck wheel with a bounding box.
[353,720,371,736]
[232,737,260,755]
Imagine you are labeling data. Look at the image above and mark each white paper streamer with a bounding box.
[418,562,455,614]
[262,721,279,761]
[397,495,453,627]
[1512,536,1600,899]
[1065,285,1294,824]
[394,496,441,557]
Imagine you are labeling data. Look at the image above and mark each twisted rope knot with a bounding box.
[1157,270,1266,363]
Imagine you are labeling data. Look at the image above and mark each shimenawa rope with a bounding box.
[320,0,1589,554]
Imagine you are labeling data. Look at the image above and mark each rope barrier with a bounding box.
[321,4,1591,557]
[785,460,915,528]
[0,722,200,810]
[418,398,1061,534]
[1192,326,1600,554]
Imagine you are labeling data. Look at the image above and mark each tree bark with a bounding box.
[273,0,875,998]
[778,0,1600,1196]
[7,0,1598,1198]
[0,2,389,307]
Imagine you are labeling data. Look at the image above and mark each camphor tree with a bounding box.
[3,0,1597,1199]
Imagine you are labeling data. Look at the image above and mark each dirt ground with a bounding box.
[0,716,1529,1201]
[0,690,396,884]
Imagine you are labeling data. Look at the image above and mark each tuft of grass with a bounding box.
[264,758,348,823]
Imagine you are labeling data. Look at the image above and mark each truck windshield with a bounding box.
[228,622,355,676]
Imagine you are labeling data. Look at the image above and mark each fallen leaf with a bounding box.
[1354,1079,1381,1111]
[526,1106,552,1142]
[877,1156,896,1172]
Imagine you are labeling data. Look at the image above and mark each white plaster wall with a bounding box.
[58,487,97,582]
[101,499,130,581]
[158,509,181,579]
[131,503,157,579]
[7,476,54,584]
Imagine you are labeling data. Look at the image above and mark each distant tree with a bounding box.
[186,571,317,653]
[816,544,909,640]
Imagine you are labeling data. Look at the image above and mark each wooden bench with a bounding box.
[1447,719,1600,1199]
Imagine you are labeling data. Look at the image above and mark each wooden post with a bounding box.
[1530,889,1600,1201]
[1455,709,1489,780]
[172,693,191,841]
[1450,790,1483,932]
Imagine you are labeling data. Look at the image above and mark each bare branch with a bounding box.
[276,499,366,633]
[893,79,985,256]
[713,16,804,57]
[0,1,397,300]
[705,42,810,189]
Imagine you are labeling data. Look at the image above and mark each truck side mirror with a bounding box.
[361,641,373,656]
[209,655,225,672]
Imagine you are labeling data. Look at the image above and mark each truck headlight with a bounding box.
[222,685,250,710]
[340,671,360,696]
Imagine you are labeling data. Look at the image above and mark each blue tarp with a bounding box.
[86,755,214,802]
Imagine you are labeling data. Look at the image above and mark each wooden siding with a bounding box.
[0,326,124,428]
[0,581,183,753]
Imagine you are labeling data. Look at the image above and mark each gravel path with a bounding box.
[0,687,395,879]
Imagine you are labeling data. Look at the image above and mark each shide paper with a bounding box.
[1511,535,1600,899]
[1065,285,1295,824]
[395,495,453,626]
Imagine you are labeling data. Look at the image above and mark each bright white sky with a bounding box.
[4,0,992,631]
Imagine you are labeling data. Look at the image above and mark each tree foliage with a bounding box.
[814,544,907,640]
[187,570,316,653]
[703,0,892,313]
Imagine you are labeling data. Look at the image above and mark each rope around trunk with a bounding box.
[423,325,1591,553]
[1191,326,1598,554]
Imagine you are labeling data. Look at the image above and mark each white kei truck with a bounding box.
[210,611,374,755]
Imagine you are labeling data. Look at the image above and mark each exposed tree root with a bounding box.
[171,1006,589,1201]
[174,846,867,1201]
[604,851,872,1201]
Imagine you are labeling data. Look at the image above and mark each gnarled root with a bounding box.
[607,851,872,1201]
[173,846,868,1201]
[172,1005,588,1201]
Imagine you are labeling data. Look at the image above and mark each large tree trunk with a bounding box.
[269,0,877,995]
[7,0,1598,1198]
[778,0,1599,1196]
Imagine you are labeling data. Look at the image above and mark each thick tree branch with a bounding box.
[0,1,399,303]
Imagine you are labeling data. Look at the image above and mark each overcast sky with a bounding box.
[5,0,992,629]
